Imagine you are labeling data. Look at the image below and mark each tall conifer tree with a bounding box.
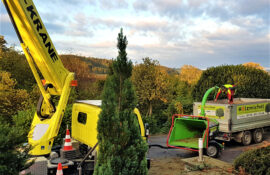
[94,28,148,175]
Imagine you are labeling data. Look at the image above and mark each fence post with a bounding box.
[198,138,204,162]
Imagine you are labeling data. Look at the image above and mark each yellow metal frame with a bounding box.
[134,108,146,139]
[28,73,74,155]
[2,0,75,155]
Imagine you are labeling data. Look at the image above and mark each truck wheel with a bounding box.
[253,129,263,143]
[206,144,220,158]
[242,131,252,146]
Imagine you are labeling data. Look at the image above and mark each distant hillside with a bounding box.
[159,66,180,75]
[61,55,111,75]
[80,56,112,74]
[60,54,179,76]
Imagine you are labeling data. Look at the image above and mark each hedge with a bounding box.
[192,65,270,101]
[234,146,270,175]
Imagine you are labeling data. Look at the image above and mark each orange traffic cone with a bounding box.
[56,163,63,175]
[63,126,73,151]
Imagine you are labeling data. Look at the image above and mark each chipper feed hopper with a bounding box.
[167,115,210,150]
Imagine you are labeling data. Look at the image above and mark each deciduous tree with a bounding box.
[132,58,170,116]
[179,65,202,85]
[0,71,30,123]
[61,55,92,81]
[0,35,8,54]
[243,62,265,70]
[0,41,35,91]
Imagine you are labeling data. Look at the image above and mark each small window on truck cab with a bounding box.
[78,112,87,124]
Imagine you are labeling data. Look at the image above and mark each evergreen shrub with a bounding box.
[234,146,270,175]
[192,65,270,101]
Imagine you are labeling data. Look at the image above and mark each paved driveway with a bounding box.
[148,131,270,163]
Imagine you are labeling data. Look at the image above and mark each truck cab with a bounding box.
[72,100,148,149]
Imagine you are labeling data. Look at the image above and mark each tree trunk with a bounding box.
[149,101,153,116]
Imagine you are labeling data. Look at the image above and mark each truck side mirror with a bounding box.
[145,123,149,137]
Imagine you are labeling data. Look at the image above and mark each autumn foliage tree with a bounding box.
[179,65,202,85]
[243,62,265,70]
[61,55,92,81]
[132,58,170,116]
[94,29,148,174]
[0,42,35,91]
[61,55,96,99]
[0,71,30,123]
[0,35,8,54]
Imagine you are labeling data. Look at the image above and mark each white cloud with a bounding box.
[0,13,10,23]
[0,0,269,69]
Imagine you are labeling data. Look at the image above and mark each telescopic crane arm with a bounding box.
[2,0,76,155]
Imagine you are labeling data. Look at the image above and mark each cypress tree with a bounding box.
[94,28,148,175]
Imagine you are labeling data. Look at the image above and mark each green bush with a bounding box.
[192,65,270,101]
[234,146,270,175]
[0,119,31,175]
[142,116,159,134]
[159,95,193,134]
[12,106,36,139]
[159,120,172,134]
[53,104,72,145]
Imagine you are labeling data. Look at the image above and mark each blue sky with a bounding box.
[0,0,269,69]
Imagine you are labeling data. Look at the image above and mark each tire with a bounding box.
[206,144,220,158]
[37,84,55,120]
[242,131,252,146]
[253,129,263,143]
[79,144,89,157]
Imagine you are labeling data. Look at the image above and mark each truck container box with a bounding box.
[193,98,270,133]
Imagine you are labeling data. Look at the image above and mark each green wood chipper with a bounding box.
[166,87,223,157]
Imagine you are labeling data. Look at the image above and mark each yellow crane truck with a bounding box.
[2,0,149,174]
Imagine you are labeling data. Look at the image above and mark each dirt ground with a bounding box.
[148,157,236,175]
[148,158,185,175]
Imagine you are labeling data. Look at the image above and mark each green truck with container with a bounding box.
[167,86,270,157]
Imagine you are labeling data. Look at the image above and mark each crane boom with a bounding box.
[3,0,69,94]
[2,0,75,155]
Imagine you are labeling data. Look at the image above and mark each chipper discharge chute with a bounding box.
[167,86,223,157]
